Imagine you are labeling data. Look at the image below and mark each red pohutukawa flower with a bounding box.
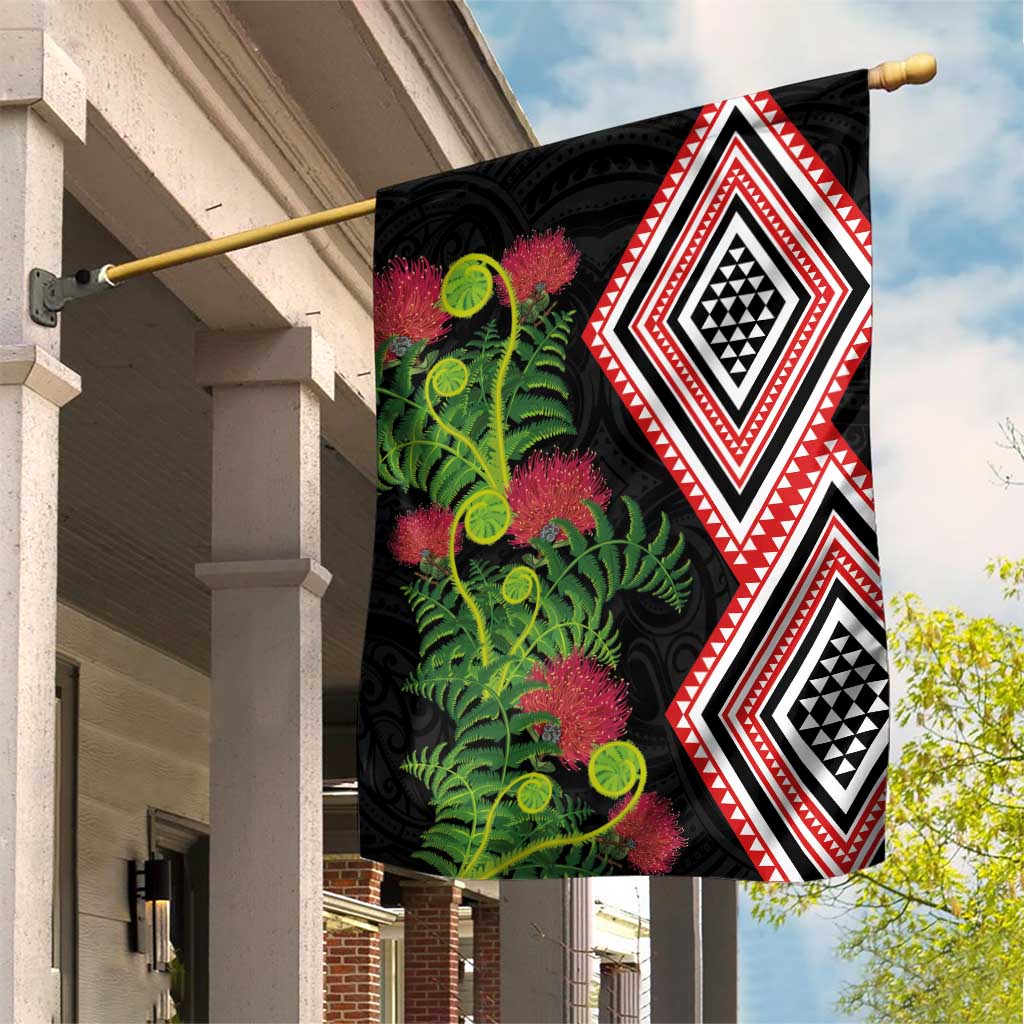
[608,792,687,874]
[374,256,451,358]
[388,505,463,567]
[507,449,612,546]
[495,228,581,314]
[519,651,630,770]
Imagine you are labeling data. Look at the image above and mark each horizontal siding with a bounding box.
[60,195,214,675]
[77,719,209,822]
[58,603,210,1021]
[77,796,145,924]
[57,603,209,713]
[321,445,374,696]
[78,913,167,1024]
[79,666,209,764]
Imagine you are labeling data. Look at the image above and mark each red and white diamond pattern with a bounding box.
[583,91,885,880]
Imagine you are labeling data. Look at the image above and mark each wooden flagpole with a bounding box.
[104,197,378,284]
[31,53,935,322]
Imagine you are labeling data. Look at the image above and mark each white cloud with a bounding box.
[528,2,1023,266]
[872,266,1024,622]
[509,0,1024,620]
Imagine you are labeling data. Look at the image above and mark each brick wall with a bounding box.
[472,903,501,1024]
[323,856,384,1024]
[401,881,463,1024]
[324,855,383,904]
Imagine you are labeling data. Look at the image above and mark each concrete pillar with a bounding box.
[649,876,700,1024]
[401,880,463,1024]
[598,961,641,1024]
[195,327,334,1023]
[472,902,501,1024]
[0,25,84,1024]
[701,878,738,1024]
[500,878,592,1024]
[650,877,738,1024]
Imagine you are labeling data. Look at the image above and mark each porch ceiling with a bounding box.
[59,196,372,704]
[50,0,533,721]
[226,0,536,192]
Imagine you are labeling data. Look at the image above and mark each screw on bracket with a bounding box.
[29,265,116,327]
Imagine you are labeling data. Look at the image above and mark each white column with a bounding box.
[649,876,700,1024]
[0,25,84,1024]
[500,878,592,1024]
[565,878,592,1024]
[598,960,641,1024]
[650,876,738,1024]
[701,878,738,1024]
[195,327,334,1023]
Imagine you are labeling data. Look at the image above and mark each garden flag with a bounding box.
[358,70,888,881]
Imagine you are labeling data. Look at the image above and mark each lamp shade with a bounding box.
[143,857,171,903]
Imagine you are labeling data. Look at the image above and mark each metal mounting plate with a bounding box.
[29,266,115,327]
[29,268,59,327]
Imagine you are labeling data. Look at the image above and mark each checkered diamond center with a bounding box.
[669,207,807,422]
[691,232,785,384]
[788,622,889,782]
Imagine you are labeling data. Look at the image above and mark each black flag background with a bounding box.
[358,70,885,881]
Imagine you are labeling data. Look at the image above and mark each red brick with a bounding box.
[401,881,463,1024]
[322,856,384,1023]
[472,903,501,1023]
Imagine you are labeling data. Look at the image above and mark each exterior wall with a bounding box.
[323,856,384,1023]
[56,603,209,1022]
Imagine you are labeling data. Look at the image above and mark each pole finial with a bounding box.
[868,53,937,92]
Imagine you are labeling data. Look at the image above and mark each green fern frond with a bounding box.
[411,849,458,875]
[379,261,696,878]
[506,394,574,425]
[505,420,576,461]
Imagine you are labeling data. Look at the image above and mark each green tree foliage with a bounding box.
[749,560,1024,1023]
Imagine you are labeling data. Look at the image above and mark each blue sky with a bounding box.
[468,2,1023,1021]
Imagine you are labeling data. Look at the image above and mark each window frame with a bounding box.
[54,658,79,1023]
[149,809,210,1023]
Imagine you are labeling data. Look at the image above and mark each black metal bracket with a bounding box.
[128,859,147,955]
[29,265,115,327]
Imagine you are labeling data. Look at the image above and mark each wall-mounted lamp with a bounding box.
[129,858,172,971]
